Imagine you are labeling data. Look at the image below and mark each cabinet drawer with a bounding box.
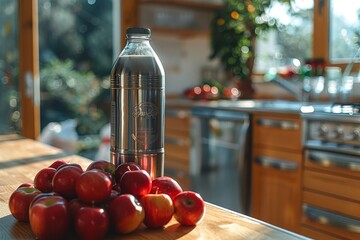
[303,170,360,201]
[303,190,360,220]
[302,204,360,240]
[253,146,302,167]
[164,142,189,172]
[300,226,346,240]
[165,129,190,141]
[253,113,301,151]
[165,142,189,161]
[305,150,360,179]
[165,111,190,133]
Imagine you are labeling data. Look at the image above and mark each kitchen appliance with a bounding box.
[190,107,251,214]
[303,102,360,154]
[302,102,360,236]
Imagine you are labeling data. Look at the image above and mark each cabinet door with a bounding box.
[252,113,302,151]
[252,148,302,232]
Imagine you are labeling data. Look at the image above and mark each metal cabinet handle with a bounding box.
[303,204,360,233]
[166,109,190,118]
[255,156,298,171]
[165,137,188,146]
[256,118,299,130]
[308,150,360,171]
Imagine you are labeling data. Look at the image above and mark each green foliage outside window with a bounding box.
[210,0,291,82]
[40,58,108,136]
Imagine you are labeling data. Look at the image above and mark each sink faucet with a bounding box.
[265,68,311,102]
[272,76,311,102]
[339,46,360,102]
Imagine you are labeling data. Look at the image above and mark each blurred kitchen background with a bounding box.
[1,1,360,238]
[2,0,359,155]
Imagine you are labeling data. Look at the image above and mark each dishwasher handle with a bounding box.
[165,137,189,146]
[303,204,360,233]
[191,108,249,121]
[166,109,190,118]
[255,156,298,171]
[256,118,299,130]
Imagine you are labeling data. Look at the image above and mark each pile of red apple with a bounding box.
[8,160,205,239]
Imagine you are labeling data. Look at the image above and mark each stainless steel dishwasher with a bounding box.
[190,107,251,214]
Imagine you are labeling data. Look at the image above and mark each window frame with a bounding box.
[18,0,40,140]
[314,0,360,72]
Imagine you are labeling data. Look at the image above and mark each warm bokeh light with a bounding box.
[247,4,255,13]
[230,11,239,20]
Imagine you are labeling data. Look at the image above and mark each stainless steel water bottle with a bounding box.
[110,27,165,178]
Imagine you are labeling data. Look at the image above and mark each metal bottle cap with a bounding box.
[126,27,151,36]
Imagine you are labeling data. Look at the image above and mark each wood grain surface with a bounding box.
[0,135,310,239]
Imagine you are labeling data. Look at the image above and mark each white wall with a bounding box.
[151,34,220,95]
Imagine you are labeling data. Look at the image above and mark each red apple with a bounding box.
[56,163,83,172]
[150,176,183,201]
[75,206,109,240]
[87,160,116,185]
[107,194,144,234]
[69,198,90,219]
[86,160,115,174]
[173,191,206,226]
[33,167,56,192]
[102,189,121,209]
[114,162,141,184]
[52,165,83,199]
[120,170,152,197]
[140,193,174,228]
[49,159,68,169]
[29,195,71,240]
[75,169,112,204]
[17,182,34,189]
[30,192,60,208]
[8,187,41,222]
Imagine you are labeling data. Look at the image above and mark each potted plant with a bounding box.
[210,0,291,98]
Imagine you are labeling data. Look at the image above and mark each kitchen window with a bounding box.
[314,0,360,72]
[255,0,313,72]
[329,0,360,62]
[256,0,360,72]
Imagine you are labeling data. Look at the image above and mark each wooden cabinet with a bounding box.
[164,106,191,189]
[251,112,302,233]
[301,150,360,239]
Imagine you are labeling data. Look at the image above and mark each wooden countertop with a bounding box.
[0,134,310,239]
